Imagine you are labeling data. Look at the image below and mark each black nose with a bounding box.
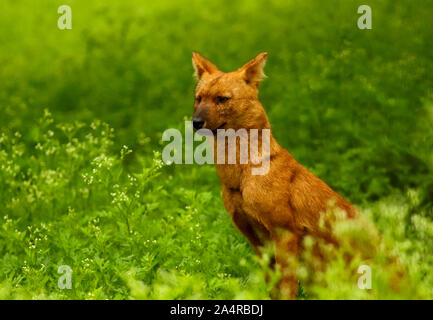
[192,117,205,130]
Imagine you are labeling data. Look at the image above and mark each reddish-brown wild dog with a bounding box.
[191,52,366,299]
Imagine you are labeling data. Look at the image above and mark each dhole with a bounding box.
[191,52,369,299]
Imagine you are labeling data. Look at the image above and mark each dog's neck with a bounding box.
[212,129,284,190]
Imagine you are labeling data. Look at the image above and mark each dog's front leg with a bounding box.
[231,210,266,255]
[221,185,265,254]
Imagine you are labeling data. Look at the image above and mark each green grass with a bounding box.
[0,0,433,299]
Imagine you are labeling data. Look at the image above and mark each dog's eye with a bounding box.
[216,96,230,104]
[195,96,202,103]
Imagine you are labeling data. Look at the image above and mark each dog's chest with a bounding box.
[215,164,245,189]
[219,171,274,224]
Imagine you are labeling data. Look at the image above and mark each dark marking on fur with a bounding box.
[289,168,299,183]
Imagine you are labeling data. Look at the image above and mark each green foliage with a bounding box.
[0,115,268,299]
[0,0,432,299]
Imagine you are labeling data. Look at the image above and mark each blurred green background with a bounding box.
[1,0,432,299]
[2,0,433,201]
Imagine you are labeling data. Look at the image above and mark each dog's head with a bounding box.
[191,52,269,133]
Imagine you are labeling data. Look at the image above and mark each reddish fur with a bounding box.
[192,52,361,299]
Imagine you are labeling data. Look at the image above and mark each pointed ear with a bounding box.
[192,52,219,80]
[238,52,268,87]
